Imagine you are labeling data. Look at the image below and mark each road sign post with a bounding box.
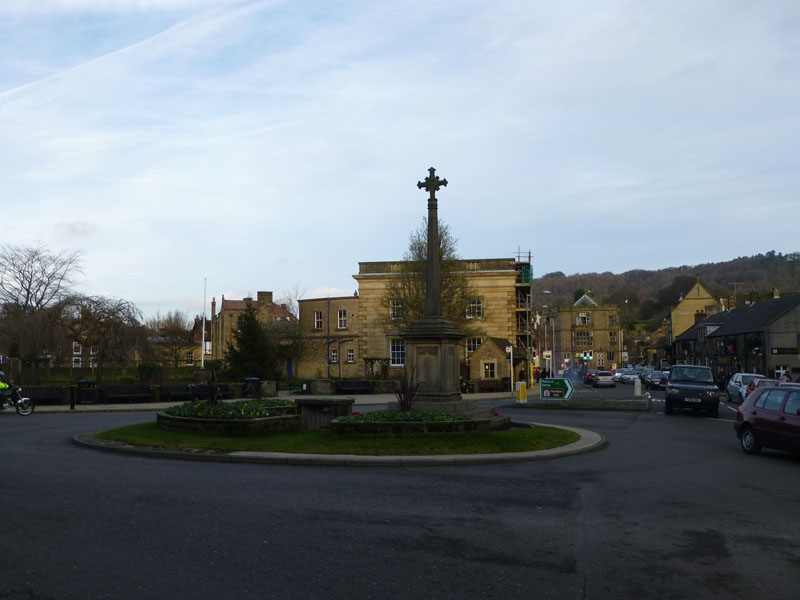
[539,377,574,400]
[506,345,513,393]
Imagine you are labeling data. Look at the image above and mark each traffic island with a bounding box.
[511,398,650,411]
[73,422,608,466]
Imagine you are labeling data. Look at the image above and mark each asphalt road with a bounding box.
[1,396,798,600]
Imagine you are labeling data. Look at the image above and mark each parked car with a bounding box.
[593,371,616,388]
[734,385,800,455]
[778,382,800,389]
[665,365,720,418]
[583,369,598,385]
[644,370,668,390]
[744,378,777,399]
[726,373,765,403]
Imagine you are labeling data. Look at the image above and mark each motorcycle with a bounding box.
[1,382,35,416]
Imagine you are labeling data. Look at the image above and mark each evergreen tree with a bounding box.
[223,302,282,380]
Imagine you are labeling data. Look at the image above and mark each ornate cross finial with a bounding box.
[417,167,447,204]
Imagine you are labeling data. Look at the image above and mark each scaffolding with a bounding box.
[514,249,534,363]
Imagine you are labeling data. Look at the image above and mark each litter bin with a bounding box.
[243,377,261,398]
[77,379,98,404]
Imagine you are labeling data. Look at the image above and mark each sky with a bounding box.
[1,0,798,320]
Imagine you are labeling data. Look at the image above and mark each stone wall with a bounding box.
[157,412,299,436]
[329,417,492,438]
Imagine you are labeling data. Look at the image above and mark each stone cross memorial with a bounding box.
[400,167,486,417]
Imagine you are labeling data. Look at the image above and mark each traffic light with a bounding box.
[531,348,537,360]
[588,350,594,361]
[582,351,588,360]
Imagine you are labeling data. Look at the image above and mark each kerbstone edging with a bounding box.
[72,423,607,467]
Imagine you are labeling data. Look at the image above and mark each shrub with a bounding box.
[138,362,163,384]
[336,411,469,423]
[392,370,421,412]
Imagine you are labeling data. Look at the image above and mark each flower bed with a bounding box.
[157,398,298,437]
[163,398,294,420]
[330,411,490,438]
[337,411,468,423]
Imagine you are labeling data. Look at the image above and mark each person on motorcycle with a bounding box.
[0,371,8,393]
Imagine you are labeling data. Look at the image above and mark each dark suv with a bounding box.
[664,365,720,418]
[734,386,800,455]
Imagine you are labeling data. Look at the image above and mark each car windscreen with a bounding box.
[669,368,714,384]
[741,375,762,386]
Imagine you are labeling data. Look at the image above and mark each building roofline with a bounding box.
[299,296,358,303]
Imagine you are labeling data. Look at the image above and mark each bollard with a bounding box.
[634,378,642,397]
[515,381,527,404]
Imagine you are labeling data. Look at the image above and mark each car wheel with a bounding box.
[709,406,719,418]
[740,427,761,454]
[664,404,673,415]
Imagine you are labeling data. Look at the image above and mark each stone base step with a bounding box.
[488,415,511,429]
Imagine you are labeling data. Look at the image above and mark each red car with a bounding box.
[734,386,800,455]
[744,378,777,399]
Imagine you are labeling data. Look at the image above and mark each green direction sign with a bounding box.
[540,378,574,400]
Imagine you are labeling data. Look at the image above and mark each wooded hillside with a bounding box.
[534,251,800,330]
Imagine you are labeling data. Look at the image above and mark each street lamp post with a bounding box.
[542,307,548,377]
[541,290,552,377]
[552,310,556,375]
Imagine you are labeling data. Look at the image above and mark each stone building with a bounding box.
[209,291,295,363]
[669,280,719,342]
[677,295,800,379]
[467,337,523,390]
[552,293,623,372]
[294,257,534,381]
[295,295,361,380]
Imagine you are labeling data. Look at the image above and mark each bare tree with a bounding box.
[61,295,145,382]
[276,282,308,319]
[381,218,480,336]
[0,245,82,376]
[145,311,193,367]
[0,302,66,370]
[0,245,82,311]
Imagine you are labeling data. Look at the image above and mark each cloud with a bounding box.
[0,1,798,318]
[54,221,99,238]
[0,0,246,15]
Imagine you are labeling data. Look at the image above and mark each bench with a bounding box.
[23,385,66,405]
[477,380,501,393]
[188,382,235,402]
[100,384,154,404]
[216,383,234,399]
[334,380,374,394]
[159,383,193,403]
